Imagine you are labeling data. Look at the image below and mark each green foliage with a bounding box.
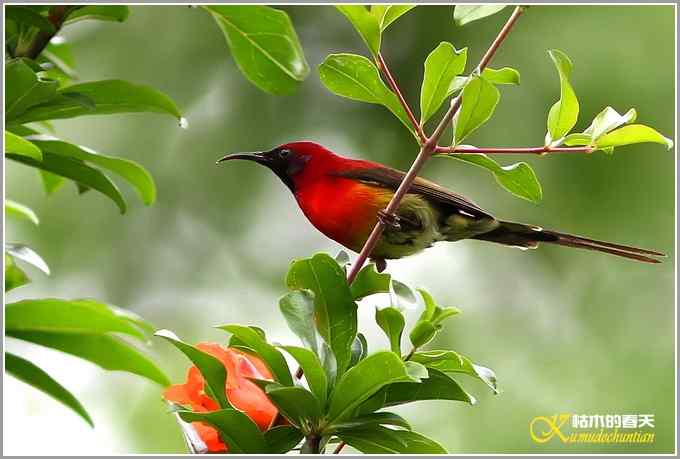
[370,5,416,31]
[63,6,130,24]
[453,5,507,26]
[5,131,41,160]
[318,54,416,137]
[546,49,579,143]
[335,6,382,56]
[439,153,543,203]
[5,352,93,426]
[161,253,495,453]
[595,124,674,150]
[204,5,309,95]
[420,42,468,124]
[454,76,500,145]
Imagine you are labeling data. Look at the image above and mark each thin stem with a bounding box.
[435,145,595,155]
[346,5,525,285]
[376,53,427,143]
[333,441,346,454]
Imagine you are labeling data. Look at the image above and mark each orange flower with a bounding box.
[164,343,279,453]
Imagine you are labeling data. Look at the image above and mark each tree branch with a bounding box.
[376,53,426,143]
[14,6,72,60]
[345,6,526,285]
[435,145,595,155]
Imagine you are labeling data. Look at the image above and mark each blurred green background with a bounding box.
[4,4,675,454]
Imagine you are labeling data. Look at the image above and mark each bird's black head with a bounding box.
[217,142,326,191]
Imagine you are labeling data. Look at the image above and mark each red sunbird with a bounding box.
[219,141,664,267]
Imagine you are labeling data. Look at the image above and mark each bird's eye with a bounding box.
[279,149,291,158]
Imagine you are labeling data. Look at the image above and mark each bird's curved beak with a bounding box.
[216,152,270,165]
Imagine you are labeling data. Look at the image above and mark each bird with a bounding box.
[218,141,665,268]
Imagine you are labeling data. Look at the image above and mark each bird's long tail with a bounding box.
[472,220,665,264]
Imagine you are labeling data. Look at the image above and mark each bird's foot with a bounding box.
[378,210,401,230]
[370,258,387,273]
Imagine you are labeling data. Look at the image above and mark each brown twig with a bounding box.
[376,53,427,143]
[345,6,526,286]
[435,145,595,155]
[15,6,72,59]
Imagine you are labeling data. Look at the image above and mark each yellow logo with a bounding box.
[529,413,656,445]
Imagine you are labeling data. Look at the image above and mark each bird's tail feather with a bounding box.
[472,220,665,264]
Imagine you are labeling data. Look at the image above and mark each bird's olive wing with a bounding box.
[333,167,493,219]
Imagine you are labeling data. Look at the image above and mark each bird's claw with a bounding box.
[378,210,401,230]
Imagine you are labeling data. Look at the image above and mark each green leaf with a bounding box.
[595,124,674,151]
[439,153,542,203]
[10,331,169,386]
[382,367,476,406]
[454,5,506,26]
[350,263,391,300]
[264,425,304,453]
[411,350,498,393]
[6,352,93,426]
[405,361,429,381]
[5,243,50,275]
[216,324,293,386]
[30,138,156,205]
[336,6,381,55]
[417,289,461,325]
[286,253,357,376]
[6,6,56,33]
[279,290,319,354]
[265,385,322,429]
[7,152,127,213]
[339,427,447,453]
[482,67,520,85]
[13,80,183,124]
[319,54,415,138]
[64,6,130,24]
[454,76,500,145]
[5,131,42,160]
[349,333,368,368]
[5,254,30,292]
[546,49,579,143]
[155,330,229,404]
[5,298,150,338]
[42,39,78,80]
[420,42,467,124]
[370,5,416,31]
[204,5,309,95]
[40,170,65,195]
[279,345,328,408]
[334,250,351,268]
[5,199,39,225]
[408,320,437,348]
[178,409,266,454]
[375,307,405,355]
[326,351,414,424]
[579,107,637,143]
[329,411,411,433]
[5,58,58,122]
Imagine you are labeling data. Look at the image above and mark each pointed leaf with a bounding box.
[279,345,328,407]
[482,66,520,85]
[336,5,381,55]
[204,5,309,95]
[390,279,417,310]
[286,253,357,376]
[5,131,41,160]
[383,367,475,406]
[64,6,129,24]
[319,54,415,137]
[438,153,542,203]
[329,411,411,433]
[339,427,447,453]
[155,330,228,405]
[420,42,467,123]
[265,385,322,428]
[5,58,58,122]
[371,5,416,31]
[411,350,498,393]
[350,263,391,300]
[13,80,182,124]
[7,152,127,213]
[178,409,266,454]
[595,124,674,151]
[264,425,303,453]
[454,76,500,145]
[454,5,506,26]
[546,49,579,143]
[217,324,292,386]
[279,290,319,354]
[5,254,30,292]
[4,243,49,275]
[327,351,414,424]
[10,331,169,386]
[375,307,405,355]
[349,333,368,368]
[5,199,39,225]
[6,352,93,426]
[409,320,437,348]
[30,137,156,205]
